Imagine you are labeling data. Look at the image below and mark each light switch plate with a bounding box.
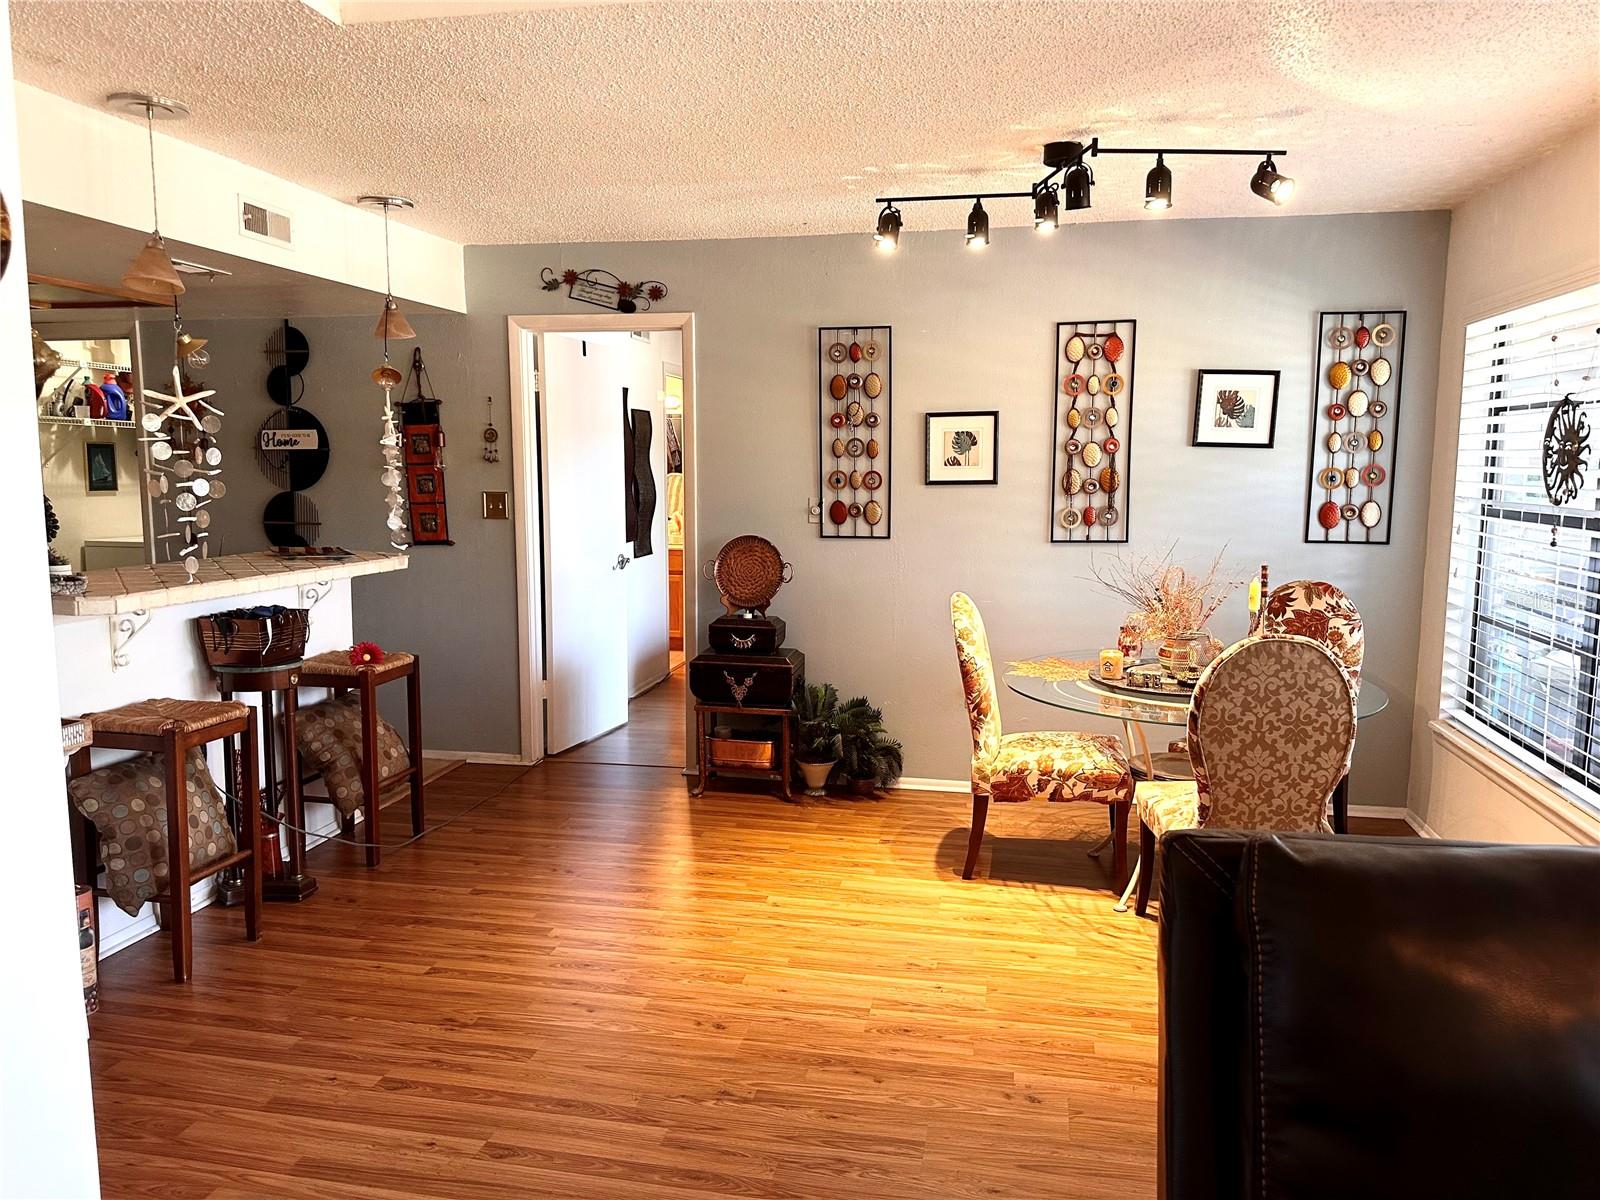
[482,491,509,520]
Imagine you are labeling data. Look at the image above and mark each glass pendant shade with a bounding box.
[175,331,208,358]
[123,235,185,297]
[374,296,416,341]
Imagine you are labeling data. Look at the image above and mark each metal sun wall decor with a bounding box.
[817,325,892,539]
[142,362,225,580]
[1542,395,1589,506]
[541,267,668,314]
[1303,310,1407,544]
[1051,320,1135,543]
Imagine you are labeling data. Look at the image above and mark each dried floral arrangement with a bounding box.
[1086,542,1245,639]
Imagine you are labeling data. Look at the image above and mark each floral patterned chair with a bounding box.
[1260,579,1364,688]
[1132,634,1357,916]
[950,593,1134,884]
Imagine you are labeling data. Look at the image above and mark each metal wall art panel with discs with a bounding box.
[1051,319,1135,543]
[817,325,890,539]
[1304,309,1406,544]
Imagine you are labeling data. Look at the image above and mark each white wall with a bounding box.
[0,4,102,1195]
[1409,122,1600,845]
[17,84,466,313]
[461,212,1451,801]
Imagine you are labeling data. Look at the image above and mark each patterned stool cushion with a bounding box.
[68,749,236,916]
[1135,779,1200,837]
[298,649,416,681]
[988,731,1132,804]
[296,693,408,818]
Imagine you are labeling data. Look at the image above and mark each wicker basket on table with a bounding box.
[195,606,311,669]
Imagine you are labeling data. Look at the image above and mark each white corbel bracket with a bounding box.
[298,579,334,612]
[109,610,152,671]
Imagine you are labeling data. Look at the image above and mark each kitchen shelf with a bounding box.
[38,415,136,430]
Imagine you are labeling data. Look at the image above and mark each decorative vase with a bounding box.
[798,759,835,797]
[1158,631,1212,682]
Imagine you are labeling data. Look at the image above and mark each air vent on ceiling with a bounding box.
[239,197,293,247]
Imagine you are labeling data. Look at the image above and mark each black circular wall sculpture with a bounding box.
[262,490,322,548]
[256,406,330,490]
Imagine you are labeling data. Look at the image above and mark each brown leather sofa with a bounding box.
[1158,830,1600,1199]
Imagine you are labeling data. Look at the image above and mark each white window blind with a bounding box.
[1443,282,1600,813]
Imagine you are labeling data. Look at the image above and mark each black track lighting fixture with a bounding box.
[873,202,902,251]
[965,198,989,250]
[1033,185,1059,234]
[1145,153,1172,211]
[1250,155,1294,205]
[868,136,1290,248]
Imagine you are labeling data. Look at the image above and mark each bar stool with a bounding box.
[214,662,317,902]
[296,650,424,868]
[66,698,261,983]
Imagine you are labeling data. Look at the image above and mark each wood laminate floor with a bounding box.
[556,666,686,768]
[85,757,1419,1198]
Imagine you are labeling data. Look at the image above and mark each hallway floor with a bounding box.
[555,663,686,769]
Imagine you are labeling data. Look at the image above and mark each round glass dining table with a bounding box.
[1003,651,1388,782]
[1003,652,1389,911]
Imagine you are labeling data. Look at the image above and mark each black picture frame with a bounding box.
[1191,369,1281,448]
[925,410,1000,485]
[85,441,118,493]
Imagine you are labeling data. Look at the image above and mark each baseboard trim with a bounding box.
[894,776,970,794]
[423,749,535,766]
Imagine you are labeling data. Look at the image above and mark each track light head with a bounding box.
[1144,154,1172,211]
[1061,161,1093,212]
[1033,185,1059,234]
[873,203,902,251]
[1250,155,1294,205]
[965,199,989,250]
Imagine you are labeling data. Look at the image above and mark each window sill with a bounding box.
[1429,719,1600,845]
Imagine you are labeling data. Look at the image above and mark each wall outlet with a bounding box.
[807,499,821,524]
[482,491,509,520]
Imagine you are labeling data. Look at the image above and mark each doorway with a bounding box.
[507,312,697,769]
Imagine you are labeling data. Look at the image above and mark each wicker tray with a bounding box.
[195,606,310,669]
[704,535,791,615]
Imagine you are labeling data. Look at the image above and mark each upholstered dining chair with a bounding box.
[949,592,1134,884]
[1260,579,1364,688]
[1131,634,1357,916]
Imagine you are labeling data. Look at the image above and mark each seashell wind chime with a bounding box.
[142,324,223,581]
[359,194,417,551]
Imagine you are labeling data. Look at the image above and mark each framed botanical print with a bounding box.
[926,410,999,485]
[1192,370,1281,448]
[85,441,118,493]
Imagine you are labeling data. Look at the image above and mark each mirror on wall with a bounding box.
[35,328,152,571]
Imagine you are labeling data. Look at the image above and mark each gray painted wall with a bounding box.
[155,211,1450,804]
[462,212,1449,804]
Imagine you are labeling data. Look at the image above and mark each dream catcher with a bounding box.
[482,395,500,463]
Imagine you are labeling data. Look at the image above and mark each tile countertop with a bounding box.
[50,551,409,617]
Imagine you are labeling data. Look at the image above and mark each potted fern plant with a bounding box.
[794,682,841,796]
[834,695,904,796]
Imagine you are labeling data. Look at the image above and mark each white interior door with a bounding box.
[540,331,630,753]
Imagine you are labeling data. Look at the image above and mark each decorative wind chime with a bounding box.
[482,396,500,462]
[358,195,416,551]
[111,91,225,582]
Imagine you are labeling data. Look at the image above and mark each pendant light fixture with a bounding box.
[358,194,416,550]
[106,92,188,300]
[1144,154,1173,211]
[873,203,902,251]
[965,199,989,250]
[1033,185,1059,234]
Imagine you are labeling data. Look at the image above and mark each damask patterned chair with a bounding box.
[1132,635,1357,916]
[950,593,1134,884]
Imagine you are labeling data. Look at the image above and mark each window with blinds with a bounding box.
[1443,283,1600,812]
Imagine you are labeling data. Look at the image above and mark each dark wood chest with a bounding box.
[688,648,804,708]
[707,615,787,656]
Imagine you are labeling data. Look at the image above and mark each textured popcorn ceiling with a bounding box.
[10,0,1599,245]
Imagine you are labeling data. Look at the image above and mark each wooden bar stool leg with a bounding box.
[66,750,100,966]
[407,659,425,836]
[240,714,262,942]
[164,732,193,983]
[280,685,307,881]
[359,673,382,868]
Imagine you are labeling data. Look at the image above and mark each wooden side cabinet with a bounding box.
[668,547,684,651]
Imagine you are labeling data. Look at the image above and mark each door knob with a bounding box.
[614,553,631,571]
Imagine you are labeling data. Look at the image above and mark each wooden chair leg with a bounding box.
[406,659,425,836]
[962,790,990,880]
[1135,817,1157,916]
[1111,799,1130,890]
[240,717,263,942]
[164,734,193,983]
[359,675,382,868]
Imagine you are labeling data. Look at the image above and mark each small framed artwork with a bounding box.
[926,410,999,485]
[1192,370,1281,448]
[85,441,118,493]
